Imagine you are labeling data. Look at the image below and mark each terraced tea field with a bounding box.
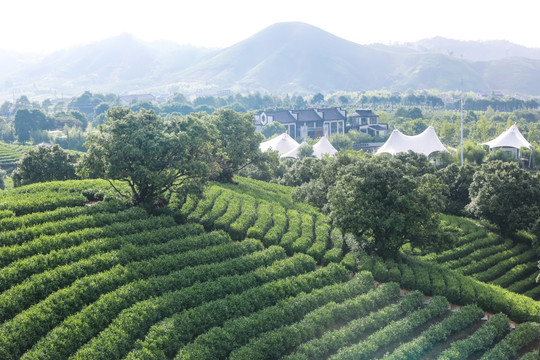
[0,142,32,171]
[0,178,538,359]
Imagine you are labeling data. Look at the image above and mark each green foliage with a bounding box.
[284,291,424,360]
[261,121,286,139]
[80,108,218,208]
[457,140,487,165]
[437,163,476,215]
[383,305,485,360]
[467,160,540,236]
[25,246,285,360]
[439,313,510,360]
[297,144,314,159]
[210,109,265,182]
[327,155,444,256]
[480,322,540,360]
[331,296,449,360]
[12,145,79,187]
[122,262,346,360]
[178,273,375,360]
[14,108,52,143]
[278,156,323,187]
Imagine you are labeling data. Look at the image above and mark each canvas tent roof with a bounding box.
[482,124,532,149]
[259,133,299,155]
[313,136,338,159]
[281,141,308,159]
[376,126,447,156]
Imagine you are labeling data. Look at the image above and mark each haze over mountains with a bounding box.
[2,22,540,99]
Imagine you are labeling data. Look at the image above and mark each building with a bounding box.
[255,108,346,139]
[348,110,389,136]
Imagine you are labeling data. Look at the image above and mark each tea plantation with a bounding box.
[0,177,538,359]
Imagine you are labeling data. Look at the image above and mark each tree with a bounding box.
[210,109,265,183]
[437,163,475,215]
[279,157,322,186]
[14,109,34,143]
[394,151,436,176]
[68,91,100,119]
[0,102,11,117]
[41,99,52,112]
[80,108,218,208]
[294,96,306,109]
[261,121,286,139]
[458,141,486,165]
[0,169,6,190]
[338,95,349,106]
[311,93,325,104]
[297,144,314,159]
[94,103,110,117]
[12,145,78,187]
[327,156,443,256]
[467,161,540,236]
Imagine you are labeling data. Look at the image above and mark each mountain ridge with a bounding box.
[2,22,540,98]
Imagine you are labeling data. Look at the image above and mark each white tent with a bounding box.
[312,136,338,159]
[482,124,531,150]
[259,133,299,155]
[376,126,447,156]
[281,141,307,159]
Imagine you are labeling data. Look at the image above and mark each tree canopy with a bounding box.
[261,121,286,139]
[12,145,78,187]
[293,152,444,256]
[80,108,218,208]
[209,109,265,183]
[327,156,443,256]
[466,160,540,236]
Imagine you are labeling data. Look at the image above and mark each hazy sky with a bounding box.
[3,0,539,54]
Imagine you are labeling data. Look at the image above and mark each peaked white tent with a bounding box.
[376,126,447,156]
[281,141,307,159]
[259,133,299,155]
[312,136,338,159]
[482,124,531,150]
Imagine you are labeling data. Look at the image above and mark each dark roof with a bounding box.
[318,108,346,120]
[369,124,388,131]
[291,109,322,122]
[264,108,347,124]
[265,110,297,123]
[351,109,378,117]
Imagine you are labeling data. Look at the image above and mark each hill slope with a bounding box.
[0,178,538,359]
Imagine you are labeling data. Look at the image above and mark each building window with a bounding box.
[324,120,345,137]
[284,123,296,138]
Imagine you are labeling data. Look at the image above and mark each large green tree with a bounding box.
[210,109,265,183]
[437,163,476,215]
[12,145,78,187]
[327,156,444,256]
[14,109,52,143]
[80,108,218,208]
[467,160,540,236]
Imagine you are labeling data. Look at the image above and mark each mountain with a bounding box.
[175,22,528,94]
[175,22,397,93]
[0,34,216,98]
[407,36,540,61]
[2,23,540,98]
